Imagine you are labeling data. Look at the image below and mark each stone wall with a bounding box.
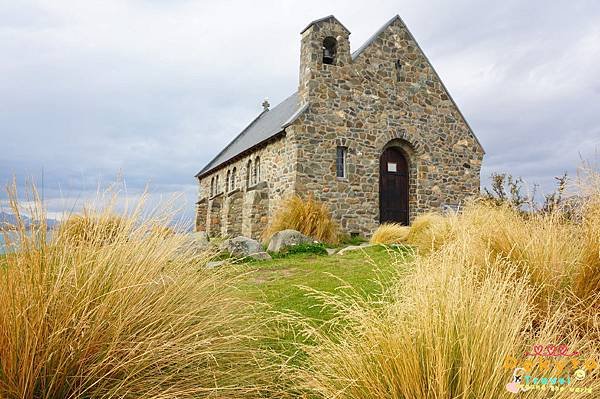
[196,132,297,238]
[207,194,223,237]
[291,16,484,235]
[195,16,484,238]
[241,181,269,240]
[195,198,208,232]
[224,189,243,237]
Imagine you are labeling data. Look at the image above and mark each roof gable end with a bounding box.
[352,15,484,154]
[300,15,351,35]
[351,15,401,60]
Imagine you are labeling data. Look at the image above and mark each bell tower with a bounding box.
[298,15,351,104]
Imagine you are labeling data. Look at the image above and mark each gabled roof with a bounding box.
[352,15,400,60]
[197,15,484,179]
[196,92,306,178]
[300,15,351,35]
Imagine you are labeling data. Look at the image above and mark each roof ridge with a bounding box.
[195,109,268,178]
[351,15,401,60]
[300,15,351,35]
[195,92,305,178]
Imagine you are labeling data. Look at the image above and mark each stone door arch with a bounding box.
[379,146,410,225]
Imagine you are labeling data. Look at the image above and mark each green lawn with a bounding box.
[237,245,409,320]
[234,245,412,365]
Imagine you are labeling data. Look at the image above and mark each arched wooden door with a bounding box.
[379,147,409,225]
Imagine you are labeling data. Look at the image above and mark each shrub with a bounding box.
[574,169,600,304]
[0,186,278,399]
[338,234,368,246]
[270,242,328,258]
[263,195,339,245]
[369,223,410,245]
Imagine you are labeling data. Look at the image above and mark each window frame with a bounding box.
[336,146,348,178]
[246,160,252,188]
[231,167,237,190]
[254,157,261,184]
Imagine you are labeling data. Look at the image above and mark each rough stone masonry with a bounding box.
[194,15,484,239]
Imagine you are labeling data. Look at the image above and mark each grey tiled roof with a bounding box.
[196,92,306,177]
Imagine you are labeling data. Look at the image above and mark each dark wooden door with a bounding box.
[379,148,409,225]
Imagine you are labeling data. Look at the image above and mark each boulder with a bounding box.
[174,232,210,257]
[189,231,209,247]
[337,243,374,256]
[227,236,263,258]
[267,229,313,252]
[250,251,272,261]
[205,260,227,269]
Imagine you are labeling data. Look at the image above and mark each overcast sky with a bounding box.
[1,0,599,222]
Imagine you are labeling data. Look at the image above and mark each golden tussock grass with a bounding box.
[298,243,600,399]
[369,223,410,244]
[263,195,339,244]
[0,185,281,399]
[57,210,128,246]
[298,168,600,398]
[405,212,454,254]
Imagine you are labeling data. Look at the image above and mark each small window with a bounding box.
[323,36,337,65]
[210,177,215,197]
[336,146,347,178]
[226,170,231,192]
[387,162,397,172]
[395,60,403,82]
[231,167,237,190]
[246,160,252,188]
[215,175,220,194]
[254,157,261,184]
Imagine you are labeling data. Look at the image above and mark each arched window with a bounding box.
[246,159,252,188]
[254,157,261,184]
[215,175,220,194]
[210,177,215,197]
[226,170,231,192]
[231,167,237,190]
[322,36,337,65]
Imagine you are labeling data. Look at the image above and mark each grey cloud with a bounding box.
[1,0,599,221]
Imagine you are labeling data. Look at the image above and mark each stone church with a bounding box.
[195,15,484,239]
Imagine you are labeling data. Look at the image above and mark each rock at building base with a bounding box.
[337,243,374,256]
[267,229,313,252]
[227,236,263,258]
[206,260,227,269]
[250,251,272,261]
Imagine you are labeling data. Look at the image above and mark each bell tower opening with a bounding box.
[322,36,337,65]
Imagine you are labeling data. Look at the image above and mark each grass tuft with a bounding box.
[263,195,339,245]
[369,223,410,245]
[0,184,281,399]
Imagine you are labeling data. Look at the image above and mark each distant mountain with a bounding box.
[0,211,58,230]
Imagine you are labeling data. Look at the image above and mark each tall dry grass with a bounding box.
[263,195,339,244]
[369,223,410,245]
[299,245,599,398]
[297,169,600,398]
[0,185,279,399]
